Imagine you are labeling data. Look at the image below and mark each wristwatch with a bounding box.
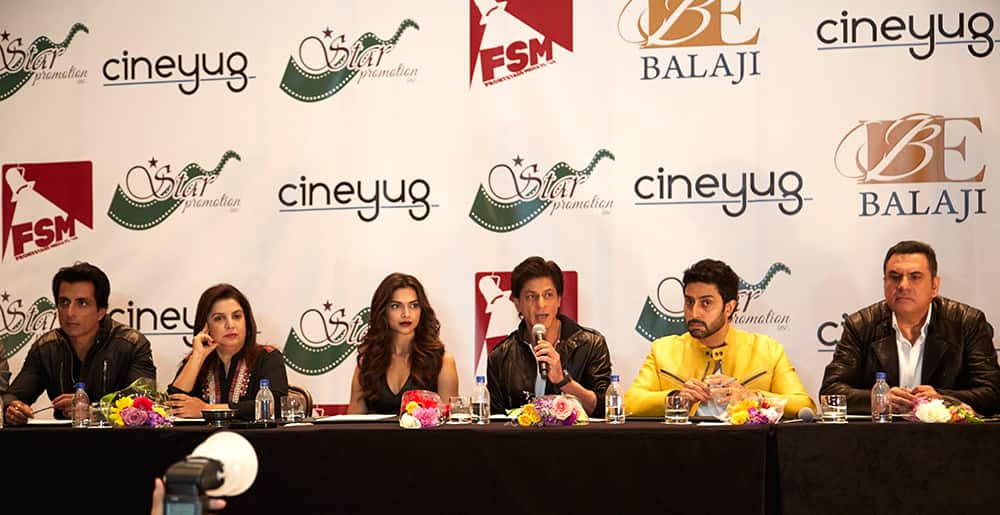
[553,370,572,389]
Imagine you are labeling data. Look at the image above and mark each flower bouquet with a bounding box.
[724,392,786,425]
[398,389,444,429]
[507,394,589,427]
[911,396,983,423]
[99,378,173,428]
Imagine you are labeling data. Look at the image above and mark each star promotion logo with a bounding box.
[0,23,88,102]
[283,300,370,376]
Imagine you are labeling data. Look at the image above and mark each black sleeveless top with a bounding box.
[365,374,438,414]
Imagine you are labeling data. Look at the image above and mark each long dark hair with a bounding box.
[357,273,444,401]
[187,284,259,386]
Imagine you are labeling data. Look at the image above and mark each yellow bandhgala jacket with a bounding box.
[625,327,816,418]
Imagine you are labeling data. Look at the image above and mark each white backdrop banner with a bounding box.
[1,0,997,413]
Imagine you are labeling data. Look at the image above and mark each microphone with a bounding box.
[532,323,549,378]
[797,407,815,423]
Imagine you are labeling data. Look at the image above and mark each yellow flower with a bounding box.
[109,413,124,427]
[115,397,134,410]
[523,404,537,418]
[730,411,749,425]
[517,413,534,427]
[153,406,168,418]
[529,411,541,424]
[405,401,419,415]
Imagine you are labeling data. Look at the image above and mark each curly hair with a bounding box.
[357,273,444,402]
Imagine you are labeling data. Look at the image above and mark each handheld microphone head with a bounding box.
[532,324,545,343]
[531,323,548,376]
[797,406,815,423]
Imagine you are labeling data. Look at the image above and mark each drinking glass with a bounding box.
[449,396,472,424]
[664,395,691,424]
[820,394,848,423]
[281,396,304,422]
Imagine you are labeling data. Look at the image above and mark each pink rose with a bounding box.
[121,406,149,426]
[553,396,574,420]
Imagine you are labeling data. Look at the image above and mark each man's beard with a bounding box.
[687,312,726,340]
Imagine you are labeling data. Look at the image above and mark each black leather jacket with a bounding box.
[2,317,156,414]
[487,314,612,417]
[820,297,1000,415]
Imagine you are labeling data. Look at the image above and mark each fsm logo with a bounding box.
[469,0,573,87]
[280,20,419,102]
[618,0,760,84]
[2,161,93,262]
[834,113,986,223]
[0,291,56,360]
[102,50,251,94]
[473,271,578,373]
[816,10,995,60]
[469,150,615,232]
[635,263,791,341]
[107,151,241,231]
[0,23,88,102]
[283,300,370,376]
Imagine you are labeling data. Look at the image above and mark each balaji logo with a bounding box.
[283,300,370,376]
[834,113,986,223]
[617,0,758,48]
[474,271,578,372]
[280,20,418,102]
[0,291,56,360]
[2,161,93,262]
[0,23,88,102]
[469,149,614,232]
[635,263,790,341]
[835,113,984,184]
[107,151,241,230]
[469,0,573,87]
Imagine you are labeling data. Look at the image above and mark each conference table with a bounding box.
[3,419,998,515]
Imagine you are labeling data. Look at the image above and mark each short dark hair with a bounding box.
[511,256,563,298]
[682,259,739,306]
[884,240,938,277]
[52,262,111,309]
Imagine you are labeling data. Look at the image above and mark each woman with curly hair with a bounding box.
[348,273,458,414]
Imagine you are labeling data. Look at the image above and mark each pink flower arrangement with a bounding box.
[398,389,444,429]
[911,397,983,423]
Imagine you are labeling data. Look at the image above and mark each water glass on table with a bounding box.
[664,394,691,424]
[89,402,112,428]
[820,394,847,423]
[449,396,472,424]
[281,396,304,422]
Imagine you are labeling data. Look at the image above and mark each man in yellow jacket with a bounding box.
[625,259,815,419]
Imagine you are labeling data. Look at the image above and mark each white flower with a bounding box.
[399,413,421,429]
[761,407,780,423]
[915,399,952,423]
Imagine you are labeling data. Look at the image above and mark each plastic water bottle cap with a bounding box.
[476,376,486,384]
[875,372,887,381]
[259,379,270,387]
[610,374,620,382]
[75,382,86,389]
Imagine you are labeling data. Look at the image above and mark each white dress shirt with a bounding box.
[892,303,933,389]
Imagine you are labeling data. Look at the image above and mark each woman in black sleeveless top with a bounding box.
[348,273,458,414]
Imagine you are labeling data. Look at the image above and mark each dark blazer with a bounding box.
[820,296,1000,415]
[487,314,612,417]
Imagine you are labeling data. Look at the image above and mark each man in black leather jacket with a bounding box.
[820,241,1000,415]
[487,257,612,416]
[3,262,156,424]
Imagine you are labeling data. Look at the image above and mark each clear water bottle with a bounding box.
[871,371,891,423]
[605,374,625,424]
[255,379,275,422]
[472,375,490,424]
[72,382,89,428]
